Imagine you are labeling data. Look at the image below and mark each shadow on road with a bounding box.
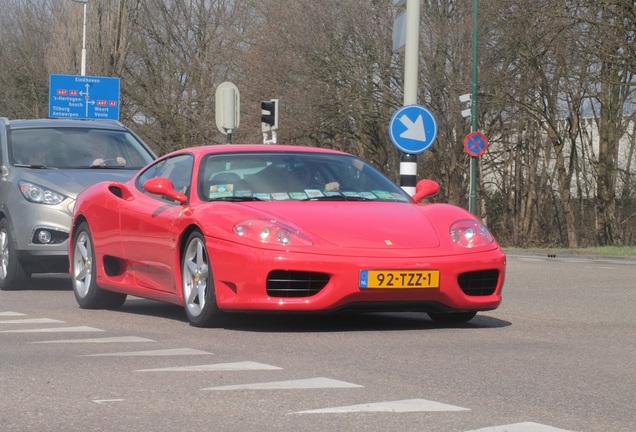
[118,298,512,332]
[21,276,512,332]
[26,274,72,291]
[218,311,511,333]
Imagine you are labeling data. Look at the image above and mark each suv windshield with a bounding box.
[9,127,155,169]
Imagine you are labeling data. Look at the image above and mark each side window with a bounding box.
[137,154,194,201]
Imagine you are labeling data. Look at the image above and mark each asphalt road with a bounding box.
[1,254,634,432]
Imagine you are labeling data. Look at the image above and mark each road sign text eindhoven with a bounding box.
[49,74,120,120]
[389,104,438,154]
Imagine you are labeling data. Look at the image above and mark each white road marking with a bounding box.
[33,336,155,344]
[92,399,125,404]
[295,398,469,414]
[464,422,576,432]
[203,377,363,391]
[0,326,104,333]
[0,312,26,316]
[137,361,282,372]
[0,318,64,324]
[83,348,212,357]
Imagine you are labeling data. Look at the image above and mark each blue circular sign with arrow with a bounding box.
[388,104,438,154]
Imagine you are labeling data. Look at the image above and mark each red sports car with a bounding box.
[69,145,505,327]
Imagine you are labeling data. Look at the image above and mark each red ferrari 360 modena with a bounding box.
[69,144,505,327]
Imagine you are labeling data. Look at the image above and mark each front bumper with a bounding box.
[6,195,74,273]
[207,238,506,313]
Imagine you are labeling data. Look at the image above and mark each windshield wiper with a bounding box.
[209,196,263,202]
[301,195,373,201]
[13,163,49,169]
[88,165,129,169]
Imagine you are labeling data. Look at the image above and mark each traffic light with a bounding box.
[261,99,279,131]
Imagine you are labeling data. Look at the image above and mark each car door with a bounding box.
[120,154,194,293]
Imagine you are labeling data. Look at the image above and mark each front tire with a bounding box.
[0,218,31,290]
[71,222,126,309]
[182,231,222,327]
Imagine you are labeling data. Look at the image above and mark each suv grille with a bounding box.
[458,270,499,296]
[266,270,330,298]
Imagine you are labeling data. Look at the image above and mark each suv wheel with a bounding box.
[0,218,31,290]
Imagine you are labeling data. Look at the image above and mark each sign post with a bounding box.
[49,74,120,120]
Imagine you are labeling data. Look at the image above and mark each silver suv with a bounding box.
[0,118,156,290]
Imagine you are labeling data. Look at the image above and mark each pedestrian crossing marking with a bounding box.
[203,377,362,391]
[0,318,64,324]
[33,336,155,344]
[0,326,103,333]
[464,422,576,432]
[84,348,211,357]
[137,361,281,372]
[295,398,469,413]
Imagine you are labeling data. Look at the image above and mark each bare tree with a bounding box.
[122,0,254,153]
[1,0,634,246]
[0,0,56,118]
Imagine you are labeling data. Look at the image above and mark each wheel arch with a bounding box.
[71,214,88,241]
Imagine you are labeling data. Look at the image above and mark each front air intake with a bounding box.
[458,269,499,296]
[266,270,330,298]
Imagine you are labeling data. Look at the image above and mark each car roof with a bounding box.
[3,118,128,131]
[171,144,350,158]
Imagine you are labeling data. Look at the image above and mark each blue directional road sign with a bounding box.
[49,74,120,120]
[388,104,438,154]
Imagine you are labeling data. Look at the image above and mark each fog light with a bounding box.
[37,230,52,244]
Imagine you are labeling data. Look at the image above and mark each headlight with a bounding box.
[233,219,313,246]
[450,219,494,248]
[18,181,66,205]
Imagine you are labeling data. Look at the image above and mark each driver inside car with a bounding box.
[90,134,126,167]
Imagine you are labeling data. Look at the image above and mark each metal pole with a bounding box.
[400,0,420,196]
[468,0,479,214]
[80,2,87,76]
[72,0,88,75]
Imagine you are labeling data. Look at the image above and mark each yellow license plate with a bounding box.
[360,270,440,289]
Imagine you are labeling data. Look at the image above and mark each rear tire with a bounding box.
[182,231,223,327]
[427,311,477,324]
[0,218,31,291]
[71,222,126,309]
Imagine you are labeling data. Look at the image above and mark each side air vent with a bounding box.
[266,270,330,298]
[458,269,499,296]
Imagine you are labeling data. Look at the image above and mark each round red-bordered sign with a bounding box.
[463,131,489,157]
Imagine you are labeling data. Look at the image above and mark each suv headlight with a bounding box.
[18,181,66,205]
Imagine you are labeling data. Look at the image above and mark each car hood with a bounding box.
[19,168,138,199]
[241,201,441,249]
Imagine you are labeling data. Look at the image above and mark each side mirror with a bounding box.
[143,177,188,203]
[412,179,440,202]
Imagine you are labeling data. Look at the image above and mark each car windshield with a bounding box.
[9,127,155,169]
[198,151,412,202]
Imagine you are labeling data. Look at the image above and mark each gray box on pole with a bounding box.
[215,81,240,135]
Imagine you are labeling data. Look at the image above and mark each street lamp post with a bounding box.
[468,0,479,214]
[72,0,88,76]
